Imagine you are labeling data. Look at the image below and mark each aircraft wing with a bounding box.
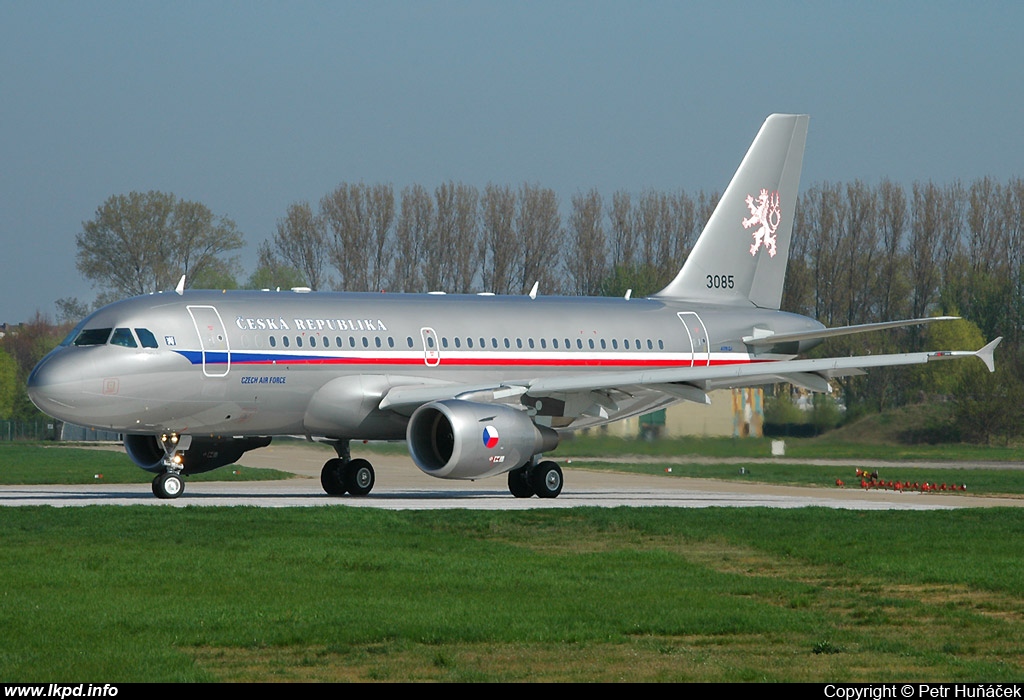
[377,338,1001,412]
[527,338,1001,396]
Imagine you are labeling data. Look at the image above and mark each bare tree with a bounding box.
[609,190,635,269]
[450,183,481,293]
[320,182,394,292]
[843,180,879,325]
[634,190,675,286]
[908,182,955,346]
[515,184,563,295]
[566,189,607,296]
[321,183,369,291]
[391,184,432,293]
[670,190,699,272]
[876,179,909,322]
[967,177,1004,277]
[273,201,330,290]
[480,184,518,295]
[366,183,395,292]
[425,182,479,292]
[782,193,814,316]
[803,183,849,327]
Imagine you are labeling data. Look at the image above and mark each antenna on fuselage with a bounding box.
[175,275,185,296]
[528,281,539,300]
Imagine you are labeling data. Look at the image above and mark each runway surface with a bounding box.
[2,443,1021,510]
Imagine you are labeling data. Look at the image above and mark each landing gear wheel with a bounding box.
[531,461,563,499]
[508,466,535,498]
[344,458,375,496]
[152,472,184,499]
[321,458,346,495]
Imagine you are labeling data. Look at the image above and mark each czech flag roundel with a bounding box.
[482,425,499,449]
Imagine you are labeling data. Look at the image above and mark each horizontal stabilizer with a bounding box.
[743,316,959,347]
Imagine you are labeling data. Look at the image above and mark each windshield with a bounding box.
[72,328,113,346]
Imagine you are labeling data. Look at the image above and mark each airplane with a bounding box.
[27,114,1001,500]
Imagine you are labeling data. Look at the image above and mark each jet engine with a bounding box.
[124,434,272,475]
[407,399,559,480]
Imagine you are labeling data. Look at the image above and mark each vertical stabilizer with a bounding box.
[654,114,808,309]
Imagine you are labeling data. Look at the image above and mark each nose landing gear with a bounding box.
[152,433,191,499]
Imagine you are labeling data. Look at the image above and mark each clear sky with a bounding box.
[2,1,1022,323]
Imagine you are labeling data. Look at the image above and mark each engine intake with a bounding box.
[124,434,272,475]
[407,399,559,480]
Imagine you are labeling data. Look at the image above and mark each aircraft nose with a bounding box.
[27,350,93,418]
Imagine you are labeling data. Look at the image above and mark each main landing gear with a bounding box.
[152,433,190,500]
[320,440,376,496]
[507,460,563,499]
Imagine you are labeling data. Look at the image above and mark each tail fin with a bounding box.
[654,114,809,309]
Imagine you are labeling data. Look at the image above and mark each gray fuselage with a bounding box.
[28,289,824,440]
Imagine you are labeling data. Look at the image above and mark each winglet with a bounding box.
[175,275,186,296]
[976,337,1002,373]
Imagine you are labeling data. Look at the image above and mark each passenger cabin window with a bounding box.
[110,328,137,348]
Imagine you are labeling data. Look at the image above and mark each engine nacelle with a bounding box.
[124,434,272,475]
[407,400,559,480]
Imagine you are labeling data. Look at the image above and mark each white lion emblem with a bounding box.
[743,189,782,257]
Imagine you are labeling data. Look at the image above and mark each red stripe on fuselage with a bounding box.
[226,355,773,368]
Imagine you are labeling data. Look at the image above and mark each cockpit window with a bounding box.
[135,328,159,348]
[110,328,138,348]
[73,328,113,346]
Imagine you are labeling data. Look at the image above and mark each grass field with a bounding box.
[2,439,1023,682]
[0,506,1021,682]
[0,444,293,485]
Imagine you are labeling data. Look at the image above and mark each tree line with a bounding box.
[3,178,1024,442]
[254,182,721,299]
